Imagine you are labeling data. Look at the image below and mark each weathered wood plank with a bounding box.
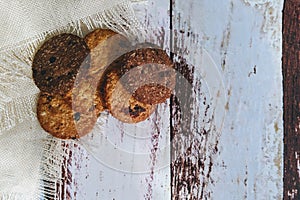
[283,0,300,199]
[171,0,283,199]
[170,1,226,198]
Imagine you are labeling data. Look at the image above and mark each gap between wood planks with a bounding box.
[283,0,300,199]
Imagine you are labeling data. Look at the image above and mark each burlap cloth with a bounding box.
[0,0,145,199]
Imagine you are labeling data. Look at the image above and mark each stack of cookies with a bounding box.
[32,29,175,139]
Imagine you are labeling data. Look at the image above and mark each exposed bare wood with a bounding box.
[283,0,300,199]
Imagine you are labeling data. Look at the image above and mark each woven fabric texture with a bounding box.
[0,0,145,199]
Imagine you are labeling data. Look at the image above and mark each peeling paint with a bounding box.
[295,152,300,179]
[225,102,229,110]
[242,0,282,49]
[220,22,232,71]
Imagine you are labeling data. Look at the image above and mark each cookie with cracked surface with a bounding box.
[102,71,156,123]
[100,48,175,106]
[72,76,103,116]
[37,91,99,139]
[32,33,90,95]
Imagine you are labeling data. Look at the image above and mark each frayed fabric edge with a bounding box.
[1,193,36,200]
[0,0,146,135]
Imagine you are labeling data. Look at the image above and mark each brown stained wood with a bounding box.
[53,143,73,200]
[283,0,300,199]
[170,58,197,199]
[131,0,172,198]
[169,1,214,199]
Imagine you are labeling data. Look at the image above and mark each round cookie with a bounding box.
[103,71,156,123]
[101,48,175,105]
[37,91,100,139]
[32,33,90,95]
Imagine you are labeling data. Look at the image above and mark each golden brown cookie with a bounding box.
[37,91,100,139]
[84,29,139,120]
[101,48,175,106]
[72,77,103,117]
[85,29,117,50]
[88,32,162,123]
[32,33,90,95]
[82,29,121,115]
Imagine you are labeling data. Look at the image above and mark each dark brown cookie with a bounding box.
[37,90,100,139]
[32,33,90,95]
[104,71,156,123]
[100,48,175,106]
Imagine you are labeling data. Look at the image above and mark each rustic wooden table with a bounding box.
[54,0,285,199]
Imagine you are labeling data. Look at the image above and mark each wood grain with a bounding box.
[170,1,224,199]
[44,0,284,199]
[170,0,283,199]
[283,0,300,199]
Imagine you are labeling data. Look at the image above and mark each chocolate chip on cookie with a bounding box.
[37,91,99,139]
[32,33,90,95]
[103,71,156,123]
[100,48,175,106]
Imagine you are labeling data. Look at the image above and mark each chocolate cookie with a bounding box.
[100,48,175,106]
[32,33,90,95]
[104,71,156,123]
[37,91,100,139]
